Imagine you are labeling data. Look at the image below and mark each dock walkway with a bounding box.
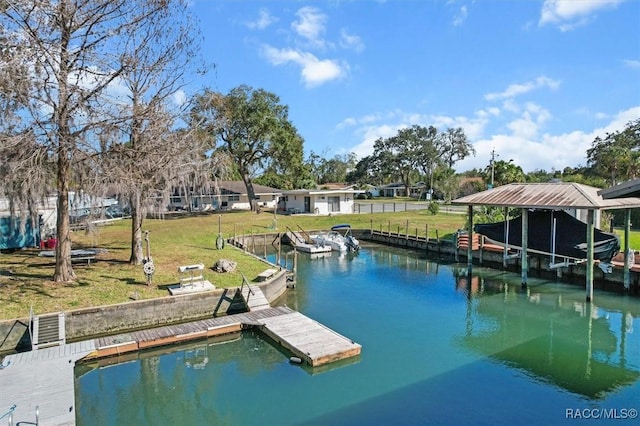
[0,304,360,425]
[0,341,95,426]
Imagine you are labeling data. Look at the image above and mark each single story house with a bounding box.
[279,188,365,215]
[168,181,282,211]
[377,183,406,197]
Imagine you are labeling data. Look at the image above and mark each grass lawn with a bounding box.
[0,208,466,320]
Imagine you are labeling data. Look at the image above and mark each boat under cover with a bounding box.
[473,210,620,263]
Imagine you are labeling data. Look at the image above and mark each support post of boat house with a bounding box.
[467,205,473,275]
[624,208,631,289]
[451,182,640,303]
[521,208,528,288]
[585,209,596,302]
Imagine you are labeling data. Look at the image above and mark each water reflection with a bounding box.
[453,269,640,398]
[76,245,640,425]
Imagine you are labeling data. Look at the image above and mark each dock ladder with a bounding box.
[30,310,65,350]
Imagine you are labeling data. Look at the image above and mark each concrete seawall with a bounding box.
[0,270,288,355]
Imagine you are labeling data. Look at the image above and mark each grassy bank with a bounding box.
[0,209,465,320]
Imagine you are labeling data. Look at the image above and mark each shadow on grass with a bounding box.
[1,281,55,298]
[4,269,53,281]
[109,276,139,285]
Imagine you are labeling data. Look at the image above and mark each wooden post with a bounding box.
[405,220,409,241]
[370,218,373,234]
[388,221,391,236]
[467,205,473,274]
[454,231,459,262]
[503,207,509,269]
[293,247,298,276]
[586,209,595,302]
[278,235,282,267]
[624,208,631,290]
[521,208,528,288]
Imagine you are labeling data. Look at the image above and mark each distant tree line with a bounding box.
[0,1,638,282]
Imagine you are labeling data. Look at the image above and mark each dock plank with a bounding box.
[0,304,360,425]
[258,312,361,367]
[0,341,95,426]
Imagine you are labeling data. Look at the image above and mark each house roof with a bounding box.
[452,182,640,210]
[217,181,282,196]
[316,183,356,190]
[282,188,364,196]
[598,178,640,199]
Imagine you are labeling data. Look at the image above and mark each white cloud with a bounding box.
[453,5,468,26]
[341,92,639,173]
[350,124,402,159]
[539,0,625,31]
[246,8,277,30]
[172,90,186,106]
[484,76,560,101]
[623,59,640,69]
[339,29,365,52]
[261,45,346,87]
[457,106,640,172]
[292,6,327,49]
[341,109,491,158]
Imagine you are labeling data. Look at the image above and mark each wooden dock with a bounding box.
[87,305,360,367]
[0,341,95,426]
[258,311,362,367]
[0,297,360,424]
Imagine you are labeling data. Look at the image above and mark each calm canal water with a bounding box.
[75,244,640,425]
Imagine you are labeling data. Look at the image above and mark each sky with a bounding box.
[186,0,640,174]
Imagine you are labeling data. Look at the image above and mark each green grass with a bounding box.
[2,207,636,321]
[614,227,640,251]
[0,209,465,320]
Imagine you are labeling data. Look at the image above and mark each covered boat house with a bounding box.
[452,182,640,302]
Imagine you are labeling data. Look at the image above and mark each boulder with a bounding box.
[213,259,237,273]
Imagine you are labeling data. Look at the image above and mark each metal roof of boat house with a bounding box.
[598,178,640,199]
[452,182,640,210]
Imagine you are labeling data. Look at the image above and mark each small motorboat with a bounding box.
[311,224,360,252]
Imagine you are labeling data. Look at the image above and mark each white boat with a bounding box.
[311,224,360,252]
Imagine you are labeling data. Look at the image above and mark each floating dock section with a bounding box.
[84,305,360,367]
[258,310,361,367]
[0,287,360,424]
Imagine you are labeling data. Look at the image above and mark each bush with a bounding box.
[428,202,440,215]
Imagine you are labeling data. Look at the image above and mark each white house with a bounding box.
[169,181,282,211]
[279,188,364,215]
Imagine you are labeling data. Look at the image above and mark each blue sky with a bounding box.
[187,0,640,173]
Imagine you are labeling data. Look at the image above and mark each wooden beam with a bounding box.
[624,208,631,290]
[521,208,528,287]
[467,205,473,274]
[586,209,595,302]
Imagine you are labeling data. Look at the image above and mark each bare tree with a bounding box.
[0,8,52,251]
[97,0,210,265]
[1,0,197,281]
